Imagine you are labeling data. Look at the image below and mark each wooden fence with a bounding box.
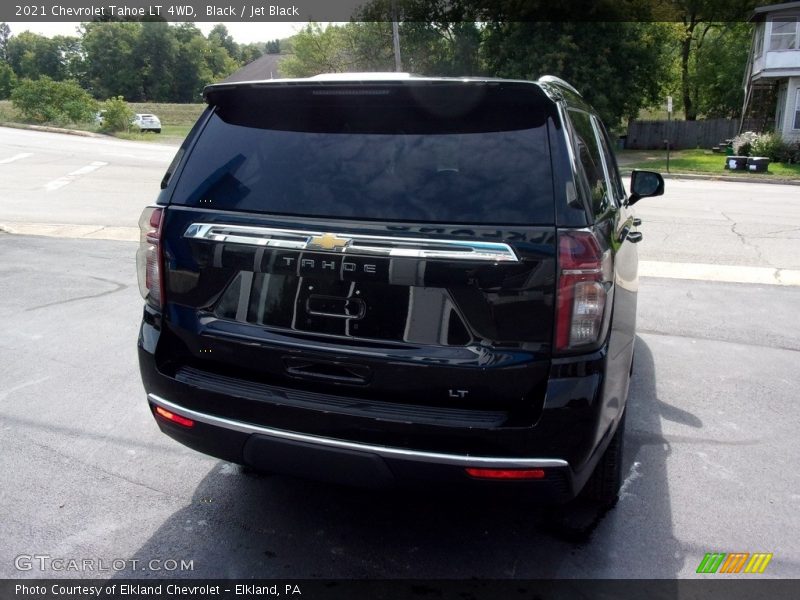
[625,118,765,150]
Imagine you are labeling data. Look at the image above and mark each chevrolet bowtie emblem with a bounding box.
[308,233,349,251]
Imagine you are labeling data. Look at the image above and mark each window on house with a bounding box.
[794,89,800,130]
[769,18,798,51]
[754,23,764,56]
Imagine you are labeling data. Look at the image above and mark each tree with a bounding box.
[135,21,177,101]
[0,61,16,99]
[279,20,483,78]
[6,32,65,80]
[0,22,10,62]
[691,22,752,118]
[11,76,98,123]
[280,23,354,77]
[481,21,675,127]
[265,39,281,54]
[208,24,238,58]
[400,21,482,75]
[81,22,142,99]
[174,35,214,102]
[665,0,758,120]
[239,43,263,65]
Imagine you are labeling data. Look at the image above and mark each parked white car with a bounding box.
[131,113,161,133]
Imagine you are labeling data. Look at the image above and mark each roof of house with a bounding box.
[221,53,285,83]
[750,1,800,21]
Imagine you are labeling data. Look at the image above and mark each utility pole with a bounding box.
[666,95,672,174]
[391,0,402,72]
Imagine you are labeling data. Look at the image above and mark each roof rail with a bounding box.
[537,75,581,96]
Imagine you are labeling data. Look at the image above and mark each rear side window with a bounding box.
[568,109,611,217]
[172,84,557,225]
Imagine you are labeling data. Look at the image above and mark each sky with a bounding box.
[9,21,307,44]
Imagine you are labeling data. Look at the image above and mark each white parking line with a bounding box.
[639,260,800,287]
[44,161,109,192]
[0,153,33,164]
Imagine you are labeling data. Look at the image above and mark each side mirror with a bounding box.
[628,170,664,205]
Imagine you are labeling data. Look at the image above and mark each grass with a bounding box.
[619,148,800,180]
[0,100,203,144]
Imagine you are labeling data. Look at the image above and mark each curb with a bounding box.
[620,169,800,186]
[0,222,138,242]
[0,122,106,139]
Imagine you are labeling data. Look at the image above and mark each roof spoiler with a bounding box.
[537,76,581,96]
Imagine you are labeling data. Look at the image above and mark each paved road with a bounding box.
[0,127,175,230]
[1,128,799,580]
[2,125,800,280]
[0,235,798,579]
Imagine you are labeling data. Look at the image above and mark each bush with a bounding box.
[100,96,134,132]
[731,131,758,155]
[751,132,792,163]
[10,77,98,124]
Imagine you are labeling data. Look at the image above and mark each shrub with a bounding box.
[0,62,16,100]
[11,77,98,124]
[100,96,134,132]
[751,132,792,163]
[731,131,758,155]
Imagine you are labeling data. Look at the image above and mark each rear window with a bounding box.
[172,83,556,225]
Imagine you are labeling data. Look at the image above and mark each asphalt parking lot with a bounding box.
[1,127,799,580]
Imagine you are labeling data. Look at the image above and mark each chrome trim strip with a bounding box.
[148,394,569,469]
[184,223,519,263]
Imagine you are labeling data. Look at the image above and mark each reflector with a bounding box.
[154,405,194,428]
[465,468,545,480]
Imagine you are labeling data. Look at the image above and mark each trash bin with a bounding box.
[617,135,627,151]
[725,156,748,170]
[747,157,770,173]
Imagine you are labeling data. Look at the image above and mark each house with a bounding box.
[221,53,284,83]
[742,1,800,142]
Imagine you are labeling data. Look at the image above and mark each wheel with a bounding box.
[582,409,626,508]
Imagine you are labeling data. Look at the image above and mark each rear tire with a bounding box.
[583,410,626,508]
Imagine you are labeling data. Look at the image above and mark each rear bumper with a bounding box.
[139,320,620,502]
[148,392,574,500]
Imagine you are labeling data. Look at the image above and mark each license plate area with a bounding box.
[306,295,365,319]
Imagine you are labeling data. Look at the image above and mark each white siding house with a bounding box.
[744,1,800,142]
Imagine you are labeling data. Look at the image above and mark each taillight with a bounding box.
[136,206,164,308]
[555,230,611,352]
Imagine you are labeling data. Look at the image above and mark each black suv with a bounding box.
[137,74,663,506]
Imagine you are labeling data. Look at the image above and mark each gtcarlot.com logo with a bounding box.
[14,554,194,573]
[696,552,773,574]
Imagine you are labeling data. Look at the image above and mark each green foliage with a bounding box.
[265,39,281,54]
[280,23,357,77]
[0,22,10,62]
[687,23,751,118]
[136,21,177,101]
[81,22,143,100]
[481,22,675,127]
[751,132,797,163]
[100,96,134,132]
[0,61,16,99]
[11,76,98,124]
[78,21,243,102]
[280,20,481,79]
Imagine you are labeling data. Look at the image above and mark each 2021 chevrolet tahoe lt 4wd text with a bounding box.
[137,74,664,506]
